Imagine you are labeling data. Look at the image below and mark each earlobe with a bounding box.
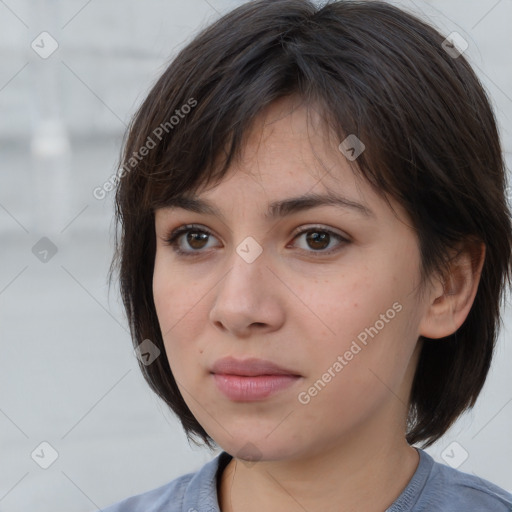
[418,241,486,340]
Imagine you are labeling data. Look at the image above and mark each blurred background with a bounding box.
[0,0,511,510]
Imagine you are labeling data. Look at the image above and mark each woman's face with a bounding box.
[153,96,431,461]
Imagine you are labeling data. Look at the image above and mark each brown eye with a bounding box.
[163,224,219,256]
[186,231,209,250]
[164,224,349,259]
[290,226,349,256]
[305,230,330,251]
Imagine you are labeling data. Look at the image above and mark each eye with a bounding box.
[162,224,350,258]
[288,225,349,256]
[162,224,219,257]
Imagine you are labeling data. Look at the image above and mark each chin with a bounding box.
[214,435,301,463]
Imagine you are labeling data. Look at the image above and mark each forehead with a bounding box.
[191,97,376,211]
[156,96,408,228]
[237,95,345,173]
[180,98,332,183]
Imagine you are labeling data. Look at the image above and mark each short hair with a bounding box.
[110,0,512,448]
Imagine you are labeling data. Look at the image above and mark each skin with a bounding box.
[152,95,485,512]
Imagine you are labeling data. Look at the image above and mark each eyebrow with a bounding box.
[160,192,375,220]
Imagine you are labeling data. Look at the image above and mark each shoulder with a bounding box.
[413,449,512,511]
[100,451,231,512]
[100,475,191,512]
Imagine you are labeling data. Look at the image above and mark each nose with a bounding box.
[208,245,285,337]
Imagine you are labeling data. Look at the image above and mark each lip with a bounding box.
[212,374,301,401]
[210,356,300,377]
[210,357,302,402]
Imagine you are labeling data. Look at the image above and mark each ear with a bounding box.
[419,240,486,339]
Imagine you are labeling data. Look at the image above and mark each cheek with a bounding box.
[152,255,208,369]
[298,267,390,347]
[300,257,419,392]
[294,310,415,434]
[153,253,201,330]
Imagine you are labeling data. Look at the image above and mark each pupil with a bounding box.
[188,231,208,249]
[307,231,329,250]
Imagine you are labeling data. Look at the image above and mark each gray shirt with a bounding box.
[101,448,512,511]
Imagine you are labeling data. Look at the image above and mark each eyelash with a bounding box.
[162,223,349,258]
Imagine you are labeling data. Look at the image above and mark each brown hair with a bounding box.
[110,0,512,448]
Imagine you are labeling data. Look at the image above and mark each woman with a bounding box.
[104,1,512,510]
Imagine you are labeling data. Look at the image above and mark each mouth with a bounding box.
[211,374,302,401]
[210,357,302,401]
[210,356,301,377]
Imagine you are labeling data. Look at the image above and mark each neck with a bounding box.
[218,419,419,512]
